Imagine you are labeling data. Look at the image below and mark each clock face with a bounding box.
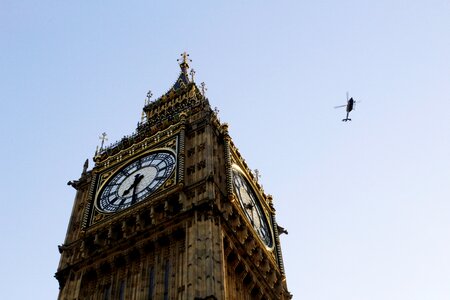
[97,151,176,213]
[232,167,273,248]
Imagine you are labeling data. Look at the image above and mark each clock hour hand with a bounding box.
[243,203,256,225]
[122,173,144,196]
[243,203,254,211]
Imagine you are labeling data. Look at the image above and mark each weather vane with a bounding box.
[99,132,108,150]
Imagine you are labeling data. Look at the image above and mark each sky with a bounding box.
[1,1,449,299]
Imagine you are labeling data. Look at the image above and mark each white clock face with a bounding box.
[232,167,273,248]
[97,151,176,213]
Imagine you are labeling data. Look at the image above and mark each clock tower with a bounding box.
[56,53,291,299]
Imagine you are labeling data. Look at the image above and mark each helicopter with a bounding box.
[334,93,359,122]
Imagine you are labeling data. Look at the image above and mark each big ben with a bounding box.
[56,53,291,299]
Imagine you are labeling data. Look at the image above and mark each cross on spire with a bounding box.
[99,132,108,150]
[177,52,191,73]
[145,90,153,105]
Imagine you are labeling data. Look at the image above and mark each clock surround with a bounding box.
[95,149,176,214]
[231,164,274,249]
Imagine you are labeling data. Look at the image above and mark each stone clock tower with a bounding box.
[56,53,291,300]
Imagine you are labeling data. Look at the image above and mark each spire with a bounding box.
[177,52,191,73]
[170,52,192,91]
[143,52,197,109]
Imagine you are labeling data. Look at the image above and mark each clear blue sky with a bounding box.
[1,1,449,299]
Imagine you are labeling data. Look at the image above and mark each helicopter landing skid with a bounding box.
[342,118,351,122]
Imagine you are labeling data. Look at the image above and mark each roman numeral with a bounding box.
[135,159,142,169]
[118,197,128,206]
[158,165,168,171]
[110,197,121,204]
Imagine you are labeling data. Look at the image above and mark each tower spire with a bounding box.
[177,52,191,74]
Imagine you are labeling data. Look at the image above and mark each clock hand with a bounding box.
[244,203,254,211]
[243,203,256,225]
[122,173,144,196]
[131,187,138,204]
[131,174,144,204]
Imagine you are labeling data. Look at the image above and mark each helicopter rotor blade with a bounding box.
[334,104,346,109]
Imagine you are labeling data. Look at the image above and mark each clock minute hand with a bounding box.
[131,174,144,203]
[244,203,254,211]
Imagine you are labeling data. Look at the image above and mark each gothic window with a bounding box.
[197,143,206,151]
[197,160,206,170]
[187,148,195,157]
[187,165,195,175]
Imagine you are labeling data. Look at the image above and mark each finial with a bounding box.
[177,52,191,73]
[200,82,207,96]
[99,132,108,150]
[145,90,153,105]
[82,159,89,175]
[254,169,261,182]
[190,68,196,82]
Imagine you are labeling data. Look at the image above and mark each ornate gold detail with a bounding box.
[93,213,104,222]
[94,126,180,171]
[228,194,236,203]
[164,178,174,188]
[165,139,176,149]
[188,86,196,98]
